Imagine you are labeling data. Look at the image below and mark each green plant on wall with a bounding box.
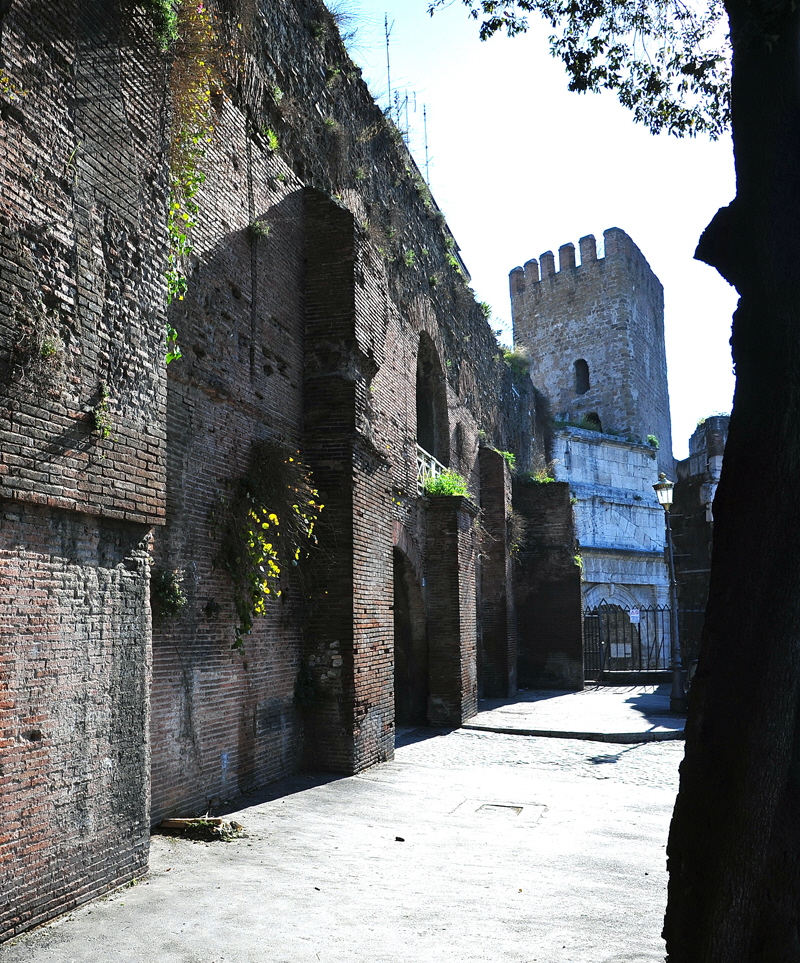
[222,441,323,648]
[165,322,182,364]
[142,0,180,48]
[507,509,526,556]
[0,70,26,101]
[520,464,555,484]
[247,219,271,241]
[91,382,113,439]
[165,1,218,307]
[424,471,469,497]
[151,568,188,620]
[647,434,660,450]
[503,346,530,377]
[496,449,516,470]
[263,127,280,151]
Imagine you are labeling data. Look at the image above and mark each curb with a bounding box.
[460,723,685,744]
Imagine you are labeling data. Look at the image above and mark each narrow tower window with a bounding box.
[574,359,590,395]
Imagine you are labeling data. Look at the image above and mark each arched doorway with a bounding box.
[416,333,450,466]
[393,548,429,726]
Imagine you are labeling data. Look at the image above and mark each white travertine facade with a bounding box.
[552,427,670,610]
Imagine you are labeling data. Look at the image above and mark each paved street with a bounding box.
[4,690,683,963]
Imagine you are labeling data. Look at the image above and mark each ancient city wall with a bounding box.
[0,0,165,937]
[1,0,559,937]
[149,0,550,810]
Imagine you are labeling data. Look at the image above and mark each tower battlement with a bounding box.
[509,228,655,299]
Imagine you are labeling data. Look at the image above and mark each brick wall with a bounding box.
[149,102,308,818]
[0,0,165,939]
[425,496,480,724]
[147,0,550,800]
[478,447,517,698]
[673,415,729,612]
[0,0,566,938]
[512,480,584,689]
[0,502,151,938]
[0,0,167,523]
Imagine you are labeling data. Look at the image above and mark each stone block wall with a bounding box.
[550,427,669,609]
[510,227,674,477]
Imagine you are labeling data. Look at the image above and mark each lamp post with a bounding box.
[653,472,687,713]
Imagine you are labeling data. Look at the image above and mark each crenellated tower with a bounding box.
[509,227,674,475]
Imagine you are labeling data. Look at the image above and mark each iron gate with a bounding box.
[583,600,705,679]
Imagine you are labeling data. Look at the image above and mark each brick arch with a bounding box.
[392,521,424,582]
[406,292,439,338]
[416,331,450,466]
[392,542,429,727]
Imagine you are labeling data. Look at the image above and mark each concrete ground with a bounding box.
[4,687,684,963]
[467,683,684,743]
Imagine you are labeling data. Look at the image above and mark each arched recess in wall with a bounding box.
[393,548,429,726]
[574,359,590,395]
[583,583,644,611]
[585,411,602,432]
[416,333,450,466]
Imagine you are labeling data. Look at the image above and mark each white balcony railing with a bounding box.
[416,444,446,494]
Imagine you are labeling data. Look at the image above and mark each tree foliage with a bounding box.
[428,0,731,136]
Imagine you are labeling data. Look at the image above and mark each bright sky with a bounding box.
[340,0,738,459]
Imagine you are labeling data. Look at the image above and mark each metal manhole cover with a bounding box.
[478,804,523,816]
[450,799,547,824]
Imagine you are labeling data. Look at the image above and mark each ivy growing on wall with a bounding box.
[166,0,218,306]
[141,0,179,49]
[221,441,323,649]
[141,1,219,362]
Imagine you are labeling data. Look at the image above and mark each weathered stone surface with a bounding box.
[510,231,675,613]
[510,228,674,477]
[673,415,730,612]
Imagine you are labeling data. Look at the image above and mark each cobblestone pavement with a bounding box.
[5,727,684,963]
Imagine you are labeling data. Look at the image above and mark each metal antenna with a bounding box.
[424,105,430,183]
[384,14,394,120]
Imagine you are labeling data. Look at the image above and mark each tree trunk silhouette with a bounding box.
[663,2,800,958]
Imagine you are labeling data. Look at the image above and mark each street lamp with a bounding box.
[653,472,687,713]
